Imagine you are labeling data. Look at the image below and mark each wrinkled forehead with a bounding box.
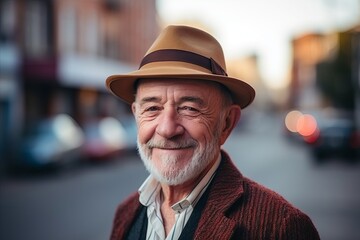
[135,78,228,98]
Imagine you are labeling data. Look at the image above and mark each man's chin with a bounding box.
[148,165,191,185]
[156,175,190,186]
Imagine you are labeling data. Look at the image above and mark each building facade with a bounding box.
[0,0,159,170]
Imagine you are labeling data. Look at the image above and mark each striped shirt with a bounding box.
[138,156,221,240]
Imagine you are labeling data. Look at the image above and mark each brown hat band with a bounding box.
[139,49,228,76]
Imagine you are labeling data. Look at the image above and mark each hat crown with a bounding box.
[106,25,255,109]
[145,25,227,72]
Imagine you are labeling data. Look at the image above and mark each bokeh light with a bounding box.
[296,114,318,137]
[285,110,303,133]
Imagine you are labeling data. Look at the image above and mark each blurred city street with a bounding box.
[1,111,359,240]
[0,1,359,240]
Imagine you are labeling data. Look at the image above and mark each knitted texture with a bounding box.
[110,151,320,240]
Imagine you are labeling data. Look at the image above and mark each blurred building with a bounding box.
[346,25,360,128]
[289,32,337,110]
[352,25,360,128]
[0,0,159,171]
[227,54,270,110]
[289,25,360,115]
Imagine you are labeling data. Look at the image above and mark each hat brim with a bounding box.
[106,65,255,109]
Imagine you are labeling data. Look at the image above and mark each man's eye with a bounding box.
[178,106,200,116]
[145,106,160,112]
[182,106,197,111]
[141,106,162,116]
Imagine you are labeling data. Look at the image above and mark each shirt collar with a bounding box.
[138,175,161,207]
[138,154,221,213]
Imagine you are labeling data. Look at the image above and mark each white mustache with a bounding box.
[146,138,197,149]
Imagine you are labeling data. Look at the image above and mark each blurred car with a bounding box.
[306,118,360,162]
[18,114,84,170]
[284,109,360,163]
[119,115,138,151]
[81,116,137,161]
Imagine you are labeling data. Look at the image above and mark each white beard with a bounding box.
[137,135,220,186]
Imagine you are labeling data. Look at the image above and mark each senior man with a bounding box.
[106,25,319,240]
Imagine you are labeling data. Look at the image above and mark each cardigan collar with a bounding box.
[193,150,245,239]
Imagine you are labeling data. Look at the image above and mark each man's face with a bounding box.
[132,79,228,186]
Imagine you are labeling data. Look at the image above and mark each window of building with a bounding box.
[84,11,99,56]
[58,4,77,54]
[24,1,49,56]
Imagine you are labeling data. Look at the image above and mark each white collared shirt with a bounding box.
[138,156,221,240]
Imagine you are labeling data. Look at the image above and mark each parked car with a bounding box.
[81,116,136,161]
[118,115,138,151]
[284,109,360,163]
[307,118,360,162]
[17,114,84,170]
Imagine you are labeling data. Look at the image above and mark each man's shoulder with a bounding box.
[243,177,320,238]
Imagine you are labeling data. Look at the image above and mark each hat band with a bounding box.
[139,49,228,76]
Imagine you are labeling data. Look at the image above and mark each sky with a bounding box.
[156,0,360,89]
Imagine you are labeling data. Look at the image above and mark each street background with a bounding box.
[1,111,359,240]
[0,0,359,240]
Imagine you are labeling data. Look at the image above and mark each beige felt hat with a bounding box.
[106,25,255,108]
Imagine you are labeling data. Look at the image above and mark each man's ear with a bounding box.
[219,105,241,145]
[131,102,137,116]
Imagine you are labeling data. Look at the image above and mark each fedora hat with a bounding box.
[106,25,255,108]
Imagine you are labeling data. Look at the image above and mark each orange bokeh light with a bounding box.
[296,114,318,137]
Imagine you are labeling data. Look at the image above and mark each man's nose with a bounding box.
[156,108,184,138]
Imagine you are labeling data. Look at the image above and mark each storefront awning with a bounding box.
[58,54,136,90]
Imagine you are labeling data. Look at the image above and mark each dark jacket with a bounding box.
[110,151,320,240]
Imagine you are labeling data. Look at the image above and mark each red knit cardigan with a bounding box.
[110,151,320,240]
